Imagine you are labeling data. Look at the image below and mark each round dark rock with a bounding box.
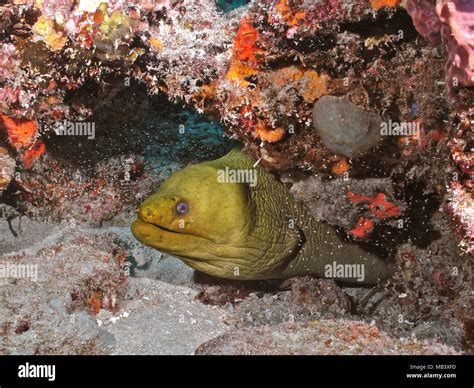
[312,96,382,158]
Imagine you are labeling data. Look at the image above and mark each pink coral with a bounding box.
[445,111,474,257]
[0,44,21,79]
[0,87,20,106]
[436,0,474,88]
[405,0,441,43]
[41,0,74,23]
[446,182,474,256]
[406,0,474,88]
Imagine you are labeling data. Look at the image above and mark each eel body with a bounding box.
[131,148,395,284]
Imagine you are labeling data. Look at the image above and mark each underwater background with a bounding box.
[0,0,472,354]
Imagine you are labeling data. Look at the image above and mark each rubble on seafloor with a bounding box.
[0,0,472,354]
[194,320,460,355]
[0,217,466,354]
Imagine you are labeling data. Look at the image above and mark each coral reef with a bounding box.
[405,0,441,44]
[0,115,38,151]
[406,0,474,89]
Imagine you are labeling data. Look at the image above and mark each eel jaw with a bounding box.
[131,218,212,258]
[131,219,248,279]
[131,219,181,249]
[131,219,275,281]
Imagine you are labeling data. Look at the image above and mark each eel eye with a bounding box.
[176,201,189,215]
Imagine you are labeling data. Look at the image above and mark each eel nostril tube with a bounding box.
[138,206,155,222]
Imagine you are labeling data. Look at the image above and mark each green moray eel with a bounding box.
[131,148,396,284]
